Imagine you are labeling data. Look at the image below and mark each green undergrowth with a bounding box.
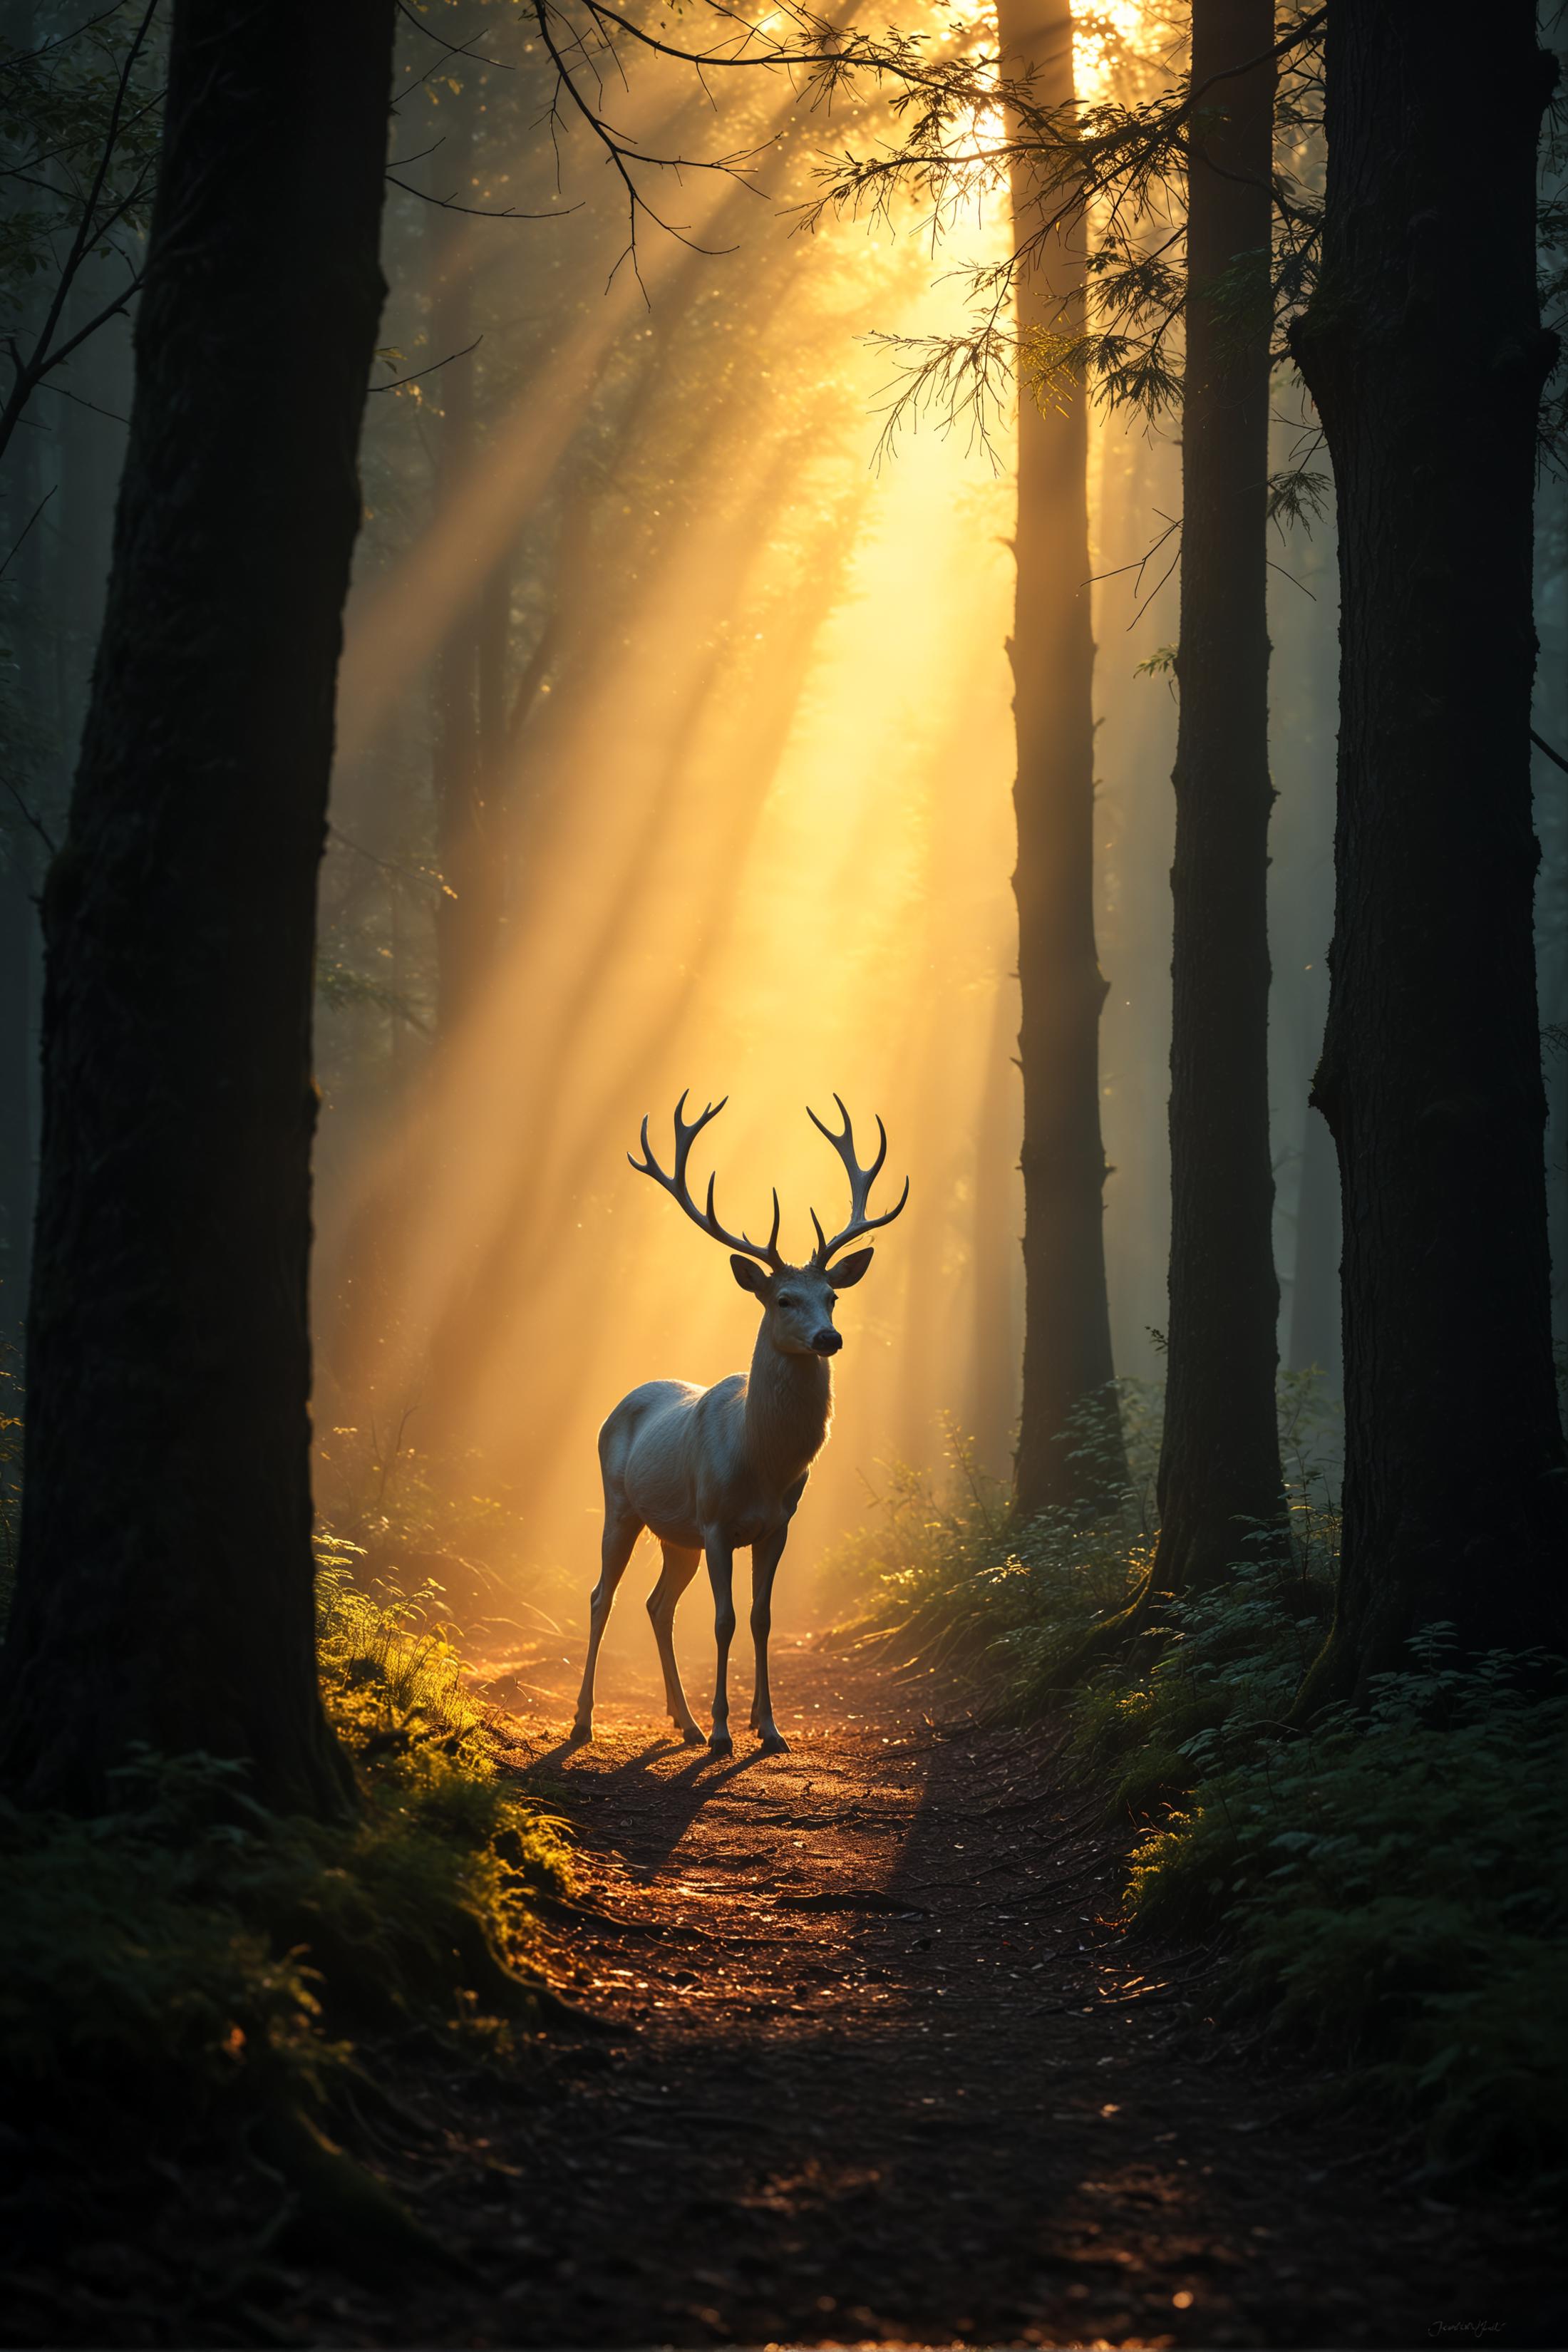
[0,1542,576,2259]
[828,1378,1568,2177]
[315,1418,579,1647]
[1131,1634,1568,2173]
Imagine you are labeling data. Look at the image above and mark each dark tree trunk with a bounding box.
[971,975,1023,1481]
[1288,1099,1341,1382]
[1290,1,1568,1697]
[1148,0,1284,1595]
[0,404,46,1335]
[0,851,31,1328]
[0,1,396,1816]
[1001,0,1126,1517]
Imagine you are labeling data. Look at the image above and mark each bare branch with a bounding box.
[0,0,159,469]
[394,0,515,68]
[0,485,55,582]
[3,778,58,861]
[368,336,483,394]
[385,170,574,219]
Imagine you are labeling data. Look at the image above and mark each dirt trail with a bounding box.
[349,1639,1550,2349]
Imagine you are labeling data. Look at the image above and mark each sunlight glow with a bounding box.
[1073,2,1148,99]
[320,112,1021,1664]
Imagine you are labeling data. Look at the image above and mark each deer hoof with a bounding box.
[758,1731,790,1755]
[708,1729,734,1756]
[567,1720,592,1748]
[679,1726,706,1748]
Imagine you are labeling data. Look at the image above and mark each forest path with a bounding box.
[371,1639,1543,2349]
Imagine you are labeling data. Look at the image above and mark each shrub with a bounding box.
[1131,1634,1568,2170]
[0,1559,575,2174]
[829,1379,1566,2172]
[825,1386,1162,1701]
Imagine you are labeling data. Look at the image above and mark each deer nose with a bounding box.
[813,1328,842,1355]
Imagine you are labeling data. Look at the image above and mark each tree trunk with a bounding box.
[1001,0,1126,1517]
[1287,1101,1341,1383]
[0,1,396,1816]
[1290,1,1568,1700]
[971,974,1023,1481]
[0,392,47,1334]
[0,850,31,1328]
[1147,0,1284,1596]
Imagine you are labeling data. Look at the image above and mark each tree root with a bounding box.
[257,2100,473,2281]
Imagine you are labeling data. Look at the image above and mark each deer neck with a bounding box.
[746,1324,832,1493]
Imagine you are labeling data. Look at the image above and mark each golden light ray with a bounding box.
[318,24,1041,1690]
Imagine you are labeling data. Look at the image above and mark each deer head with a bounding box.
[629,1092,909,1358]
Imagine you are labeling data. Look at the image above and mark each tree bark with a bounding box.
[971,974,1023,1480]
[0,393,47,1335]
[1287,1101,1341,1383]
[0,850,31,1328]
[1001,0,1126,1517]
[0,1,396,1815]
[1290,0,1568,1699]
[1146,0,1284,1596]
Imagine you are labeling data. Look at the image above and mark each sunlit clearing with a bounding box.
[316,38,1022,1683]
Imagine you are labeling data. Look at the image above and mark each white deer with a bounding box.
[569,1093,908,1757]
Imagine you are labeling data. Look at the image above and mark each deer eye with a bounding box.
[775,1292,797,1308]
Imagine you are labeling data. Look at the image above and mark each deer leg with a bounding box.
[703,1535,736,1755]
[569,1510,641,1745]
[648,1542,704,1743]
[749,1525,790,1753]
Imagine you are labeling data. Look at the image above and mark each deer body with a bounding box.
[607,1343,829,1556]
[569,1096,907,1756]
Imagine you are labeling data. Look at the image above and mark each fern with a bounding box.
[829,1379,1564,2171]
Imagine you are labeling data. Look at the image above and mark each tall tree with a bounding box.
[1001,0,1126,1517]
[1291,0,1568,1698]
[1287,1101,1341,1381]
[0,845,30,1321]
[0,0,397,1815]
[1147,0,1284,1597]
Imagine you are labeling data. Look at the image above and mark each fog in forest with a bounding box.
[305,6,1346,1654]
[7,0,1566,1674]
[5,4,1568,2323]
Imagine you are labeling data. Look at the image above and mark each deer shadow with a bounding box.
[525,1731,784,1873]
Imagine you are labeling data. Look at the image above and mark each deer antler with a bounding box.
[629,1092,783,1272]
[807,1095,910,1270]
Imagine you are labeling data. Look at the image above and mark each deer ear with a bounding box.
[827,1247,874,1289]
[731,1254,768,1295]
